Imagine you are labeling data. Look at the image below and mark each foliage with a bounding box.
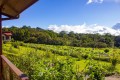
[111,52,118,68]
[3,42,120,80]
[11,41,19,48]
[2,26,119,48]
[86,62,105,80]
[104,49,109,53]
[111,58,117,67]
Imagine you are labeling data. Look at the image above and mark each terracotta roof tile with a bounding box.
[3,32,12,36]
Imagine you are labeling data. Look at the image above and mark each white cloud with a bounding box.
[87,0,120,4]
[87,0,104,4]
[48,24,120,36]
[2,26,10,28]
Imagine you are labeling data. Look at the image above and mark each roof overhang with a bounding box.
[0,0,38,18]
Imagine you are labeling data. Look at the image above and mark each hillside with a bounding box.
[2,25,120,48]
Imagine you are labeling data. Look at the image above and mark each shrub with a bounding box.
[70,52,78,58]
[104,49,109,53]
[82,54,88,59]
[19,42,24,46]
[86,62,105,80]
[95,42,107,48]
[3,41,7,44]
[12,42,19,48]
[111,58,117,67]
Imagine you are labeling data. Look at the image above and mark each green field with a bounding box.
[3,42,120,80]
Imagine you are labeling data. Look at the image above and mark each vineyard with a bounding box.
[3,42,120,80]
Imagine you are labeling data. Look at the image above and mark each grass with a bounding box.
[2,42,120,78]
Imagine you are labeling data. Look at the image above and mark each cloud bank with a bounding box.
[87,0,120,4]
[48,24,120,36]
[87,0,103,4]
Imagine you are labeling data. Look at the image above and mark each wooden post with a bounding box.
[0,10,2,80]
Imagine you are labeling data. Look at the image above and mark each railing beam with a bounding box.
[1,55,29,80]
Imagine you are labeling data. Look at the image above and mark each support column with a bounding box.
[0,12,2,55]
[0,12,2,80]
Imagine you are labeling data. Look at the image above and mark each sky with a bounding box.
[2,0,120,30]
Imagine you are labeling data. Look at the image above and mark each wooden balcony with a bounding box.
[1,55,29,80]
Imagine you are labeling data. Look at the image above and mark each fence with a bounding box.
[1,55,29,80]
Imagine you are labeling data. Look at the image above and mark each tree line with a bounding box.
[2,25,120,48]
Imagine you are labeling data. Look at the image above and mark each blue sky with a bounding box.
[3,0,120,29]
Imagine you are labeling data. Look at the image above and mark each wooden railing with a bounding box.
[1,55,29,80]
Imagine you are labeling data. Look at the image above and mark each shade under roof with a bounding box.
[0,0,38,18]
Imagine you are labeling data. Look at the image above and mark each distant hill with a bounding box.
[112,23,120,30]
[2,25,120,48]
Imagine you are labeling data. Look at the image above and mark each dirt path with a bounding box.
[105,75,120,80]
